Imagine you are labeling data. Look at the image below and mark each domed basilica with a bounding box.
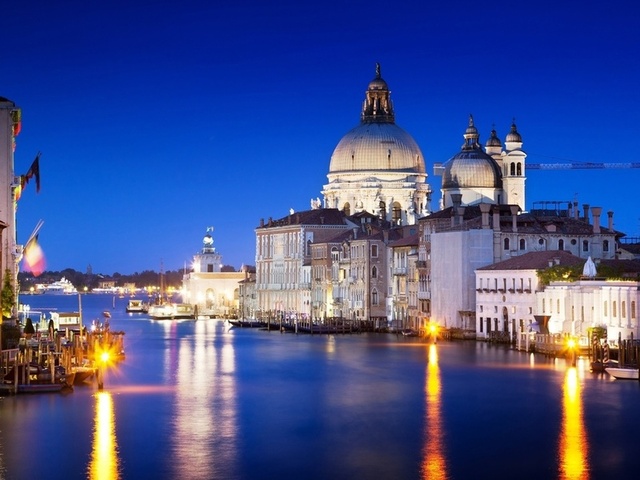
[320,65,527,223]
[321,64,432,225]
[440,115,526,212]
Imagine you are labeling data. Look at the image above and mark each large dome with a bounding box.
[329,122,426,173]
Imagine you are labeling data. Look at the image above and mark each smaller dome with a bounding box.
[368,62,388,90]
[486,129,502,147]
[368,76,388,90]
[505,122,522,143]
[442,150,503,189]
[442,117,503,189]
[465,122,479,137]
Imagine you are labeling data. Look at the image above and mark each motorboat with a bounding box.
[126,299,147,313]
[605,367,639,380]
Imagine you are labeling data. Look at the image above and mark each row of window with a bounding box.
[503,237,610,252]
[541,299,637,319]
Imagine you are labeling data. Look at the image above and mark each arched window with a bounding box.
[603,240,609,252]
[371,266,377,278]
[343,202,351,216]
[516,163,522,175]
[519,239,525,250]
[510,162,516,175]
[504,238,510,250]
[371,289,378,306]
[558,239,564,250]
[392,202,402,225]
[583,240,589,252]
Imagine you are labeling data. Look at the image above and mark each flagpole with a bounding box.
[24,219,44,248]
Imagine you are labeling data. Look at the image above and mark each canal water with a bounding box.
[1,294,639,479]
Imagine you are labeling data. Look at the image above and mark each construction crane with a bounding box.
[527,162,640,170]
[433,161,640,175]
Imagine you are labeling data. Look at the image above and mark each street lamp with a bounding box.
[567,338,577,367]
[429,323,438,344]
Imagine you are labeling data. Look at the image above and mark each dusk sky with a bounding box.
[3,0,639,275]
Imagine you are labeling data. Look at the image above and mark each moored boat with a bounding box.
[605,367,640,380]
[148,303,175,320]
[72,365,97,385]
[126,299,147,313]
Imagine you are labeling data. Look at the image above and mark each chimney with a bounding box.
[607,210,614,230]
[352,227,358,239]
[479,203,491,229]
[457,207,465,226]
[260,218,264,227]
[383,230,389,243]
[573,201,579,220]
[582,204,590,223]
[510,205,519,232]
[451,193,462,209]
[493,207,501,232]
[591,206,602,233]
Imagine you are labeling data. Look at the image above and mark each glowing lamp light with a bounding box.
[101,351,110,363]
[567,339,576,349]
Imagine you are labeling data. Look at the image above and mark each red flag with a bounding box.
[23,235,46,277]
[24,153,41,193]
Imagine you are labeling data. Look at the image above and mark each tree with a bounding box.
[1,268,15,319]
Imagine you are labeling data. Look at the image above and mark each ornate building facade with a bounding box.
[182,228,250,317]
[321,64,431,226]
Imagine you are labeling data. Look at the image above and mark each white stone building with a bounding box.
[255,209,353,321]
[475,250,584,340]
[537,279,639,341]
[182,228,250,317]
[322,64,431,226]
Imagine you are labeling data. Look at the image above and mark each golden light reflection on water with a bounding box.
[559,367,590,480]
[88,391,121,480]
[421,344,448,480]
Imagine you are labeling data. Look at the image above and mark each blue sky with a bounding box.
[3,0,640,274]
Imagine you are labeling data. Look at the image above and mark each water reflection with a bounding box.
[88,391,121,480]
[558,367,590,480]
[422,343,448,479]
[169,320,238,478]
